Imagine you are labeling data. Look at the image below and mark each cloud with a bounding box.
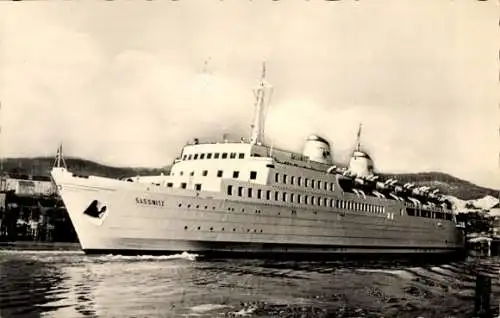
[0,1,498,189]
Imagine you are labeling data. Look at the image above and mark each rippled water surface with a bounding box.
[1,249,500,318]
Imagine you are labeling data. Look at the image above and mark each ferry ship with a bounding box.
[50,64,465,257]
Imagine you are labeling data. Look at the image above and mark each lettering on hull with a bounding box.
[135,197,166,207]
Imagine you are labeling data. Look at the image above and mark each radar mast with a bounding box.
[356,123,362,152]
[250,62,273,145]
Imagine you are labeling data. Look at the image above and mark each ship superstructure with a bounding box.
[51,64,464,256]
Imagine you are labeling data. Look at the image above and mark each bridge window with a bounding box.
[188,154,192,160]
[180,171,184,176]
[183,155,187,160]
[194,184,202,191]
[193,154,199,160]
[238,153,245,159]
[207,153,212,159]
[222,153,228,159]
[189,171,194,176]
[230,152,236,159]
[250,171,257,180]
[233,171,239,178]
[214,153,220,159]
[180,183,187,189]
[227,185,233,195]
[200,153,205,159]
[166,182,173,187]
[202,170,208,176]
[217,170,223,177]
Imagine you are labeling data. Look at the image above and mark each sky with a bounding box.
[0,0,498,189]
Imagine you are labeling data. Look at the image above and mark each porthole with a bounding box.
[222,228,225,231]
[197,226,201,230]
[184,226,188,230]
[187,204,191,208]
[260,230,263,233]
[210,227,213,231]
[196,205,199,208]
[204,206,208,209]
[178,203,182,207]
[212,206,216,210]
[247,229,250,232]
[233,228,236,232]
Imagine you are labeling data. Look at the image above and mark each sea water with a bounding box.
[1,249,499,318]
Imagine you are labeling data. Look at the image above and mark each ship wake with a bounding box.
[93,251,198,262]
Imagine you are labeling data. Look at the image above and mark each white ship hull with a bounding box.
[51,167,465,258]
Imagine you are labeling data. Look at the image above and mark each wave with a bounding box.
[90,251,199,262]
[190,304,233,313]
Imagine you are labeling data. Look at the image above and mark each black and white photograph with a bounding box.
[0,0,499,317]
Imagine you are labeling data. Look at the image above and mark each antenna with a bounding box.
[356,123,362,152]
[250,62,273,145]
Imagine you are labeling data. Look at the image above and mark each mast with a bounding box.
[250,62,273,145]
[356,123,362,152]
[53,143,67,169]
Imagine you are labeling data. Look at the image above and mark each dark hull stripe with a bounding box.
[83,249,467,263]
[83,241,466,260]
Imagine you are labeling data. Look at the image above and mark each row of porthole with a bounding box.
[183,226,263,233]
[226,207,263,214]
[179,203,317,217]
[178,203,216,210]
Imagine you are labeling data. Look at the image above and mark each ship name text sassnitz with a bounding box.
[135,197,166,207]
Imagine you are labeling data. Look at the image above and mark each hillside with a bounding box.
[380,172,499,201]
[0,157,497,200]
[1,157,169,180]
